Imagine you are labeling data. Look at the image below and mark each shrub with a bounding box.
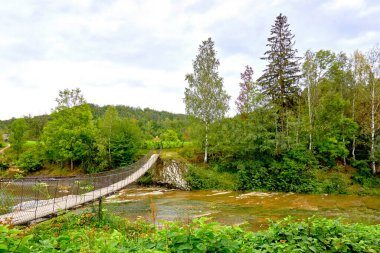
[237,148,317,193]
[352,160,371,177]
[186,165,238,190]
[17,149,43,172]
[6,213,380,252]
[321,174,348,194]
[350,160,380,187]
[0,160,8,170]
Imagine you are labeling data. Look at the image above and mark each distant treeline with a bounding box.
[0,104,189,141]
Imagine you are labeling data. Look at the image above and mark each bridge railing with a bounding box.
[0,151,156,217]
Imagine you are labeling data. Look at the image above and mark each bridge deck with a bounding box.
[0,154,159,225]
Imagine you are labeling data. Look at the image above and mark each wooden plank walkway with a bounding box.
[0,154,159,225]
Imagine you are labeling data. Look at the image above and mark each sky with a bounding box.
[0,0,379,120]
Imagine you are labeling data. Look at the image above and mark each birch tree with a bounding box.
[367,46,380,174]
[99,106,119,167]
[184,38,230,163]
[350,50,369,160]
[302,50,335,150]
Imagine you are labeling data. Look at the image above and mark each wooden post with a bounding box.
[98,197,103,220]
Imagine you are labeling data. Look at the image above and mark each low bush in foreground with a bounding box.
[1,212,380,252]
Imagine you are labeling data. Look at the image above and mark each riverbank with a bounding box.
[2,211,380,252]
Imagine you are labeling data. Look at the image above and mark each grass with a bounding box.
[24,140,38,147]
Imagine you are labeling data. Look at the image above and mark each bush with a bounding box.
[237,161,271,190]
[352,160,371,177]
[350,160,380,187]
[237,148,317,193]
[0,160,8,170]
[5,213,380,252]
[186,165,238,190]
[321,174,348,194]
[17,149,43,172]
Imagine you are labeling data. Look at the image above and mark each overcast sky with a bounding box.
[0,0,379,120]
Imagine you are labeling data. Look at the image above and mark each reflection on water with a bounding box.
[104,187,380,231]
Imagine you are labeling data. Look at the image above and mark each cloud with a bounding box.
[0,0,379,120]
[321,0,366,10]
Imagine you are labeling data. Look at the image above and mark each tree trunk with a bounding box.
[307,78,312,150]
[108,138,112,166]
[352,96,356,160]
[70,159,73,171]
[343,136,347,166]
[275,117,279,155]
[204,123,208,163]
[371,80,376,174]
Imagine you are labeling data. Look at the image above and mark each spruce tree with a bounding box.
[258,13,301,130]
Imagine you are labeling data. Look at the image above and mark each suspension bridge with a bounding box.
[0,152,159,225]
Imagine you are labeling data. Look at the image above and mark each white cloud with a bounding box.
[322,0,366,10]
[0,0,379,120]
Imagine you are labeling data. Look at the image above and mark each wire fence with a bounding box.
[0,151,159,225]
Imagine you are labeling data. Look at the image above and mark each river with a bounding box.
[104,186,380,231]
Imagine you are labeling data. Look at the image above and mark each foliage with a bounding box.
[24,114,49,141]
[55,88,86,110]
[320,174,349,194]
[90,104,189,141]
[42,104,97,170]
[0,224,32,252]
[238,147,316,193]
[17,146,44,172]
[351,160,380,188]
[258,13,300,133]
[9,118,28,158]
[244,217,380,252]
[0,161,8,171]
[3,212,380,252]
[184,37,230,162]
[144,140,183,150]
[235,65,262,116]
[98,106,120,168]
[186,165,238,190]
[110,119,142,167]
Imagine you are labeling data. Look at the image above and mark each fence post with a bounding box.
[52,180,58,213]
[98,197,103,220]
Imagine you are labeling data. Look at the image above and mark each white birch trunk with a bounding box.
[371,79,376,174]
[307,77,312,151]
[352,96,356,160]
[204,123,208,163]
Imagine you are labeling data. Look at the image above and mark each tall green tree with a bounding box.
[110,119,142,167]
[9,118,28,159]
[258,13,301,131]
[367,46,380,174]
[302,50,336,150]
[350,50,370,160]
[184,38,230,163]
[42,89,96,170]
[99,106,119,166]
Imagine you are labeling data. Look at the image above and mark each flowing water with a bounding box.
[104,186,380,231]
